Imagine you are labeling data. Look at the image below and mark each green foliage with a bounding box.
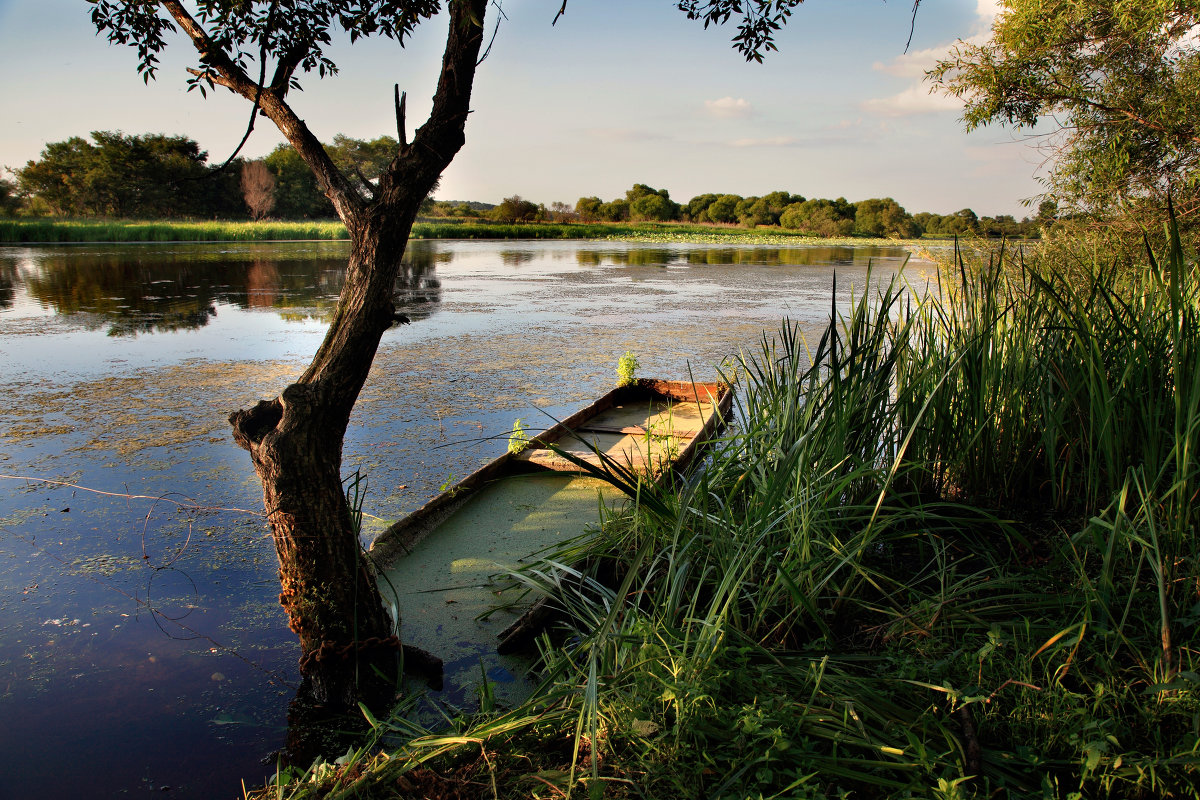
[629,193,678,222]
[327,133,398,194]
[853,197,919,237]
[574,196,603,222]
[616,350,639,386]
[490,195,541,223]
[90,0,442,86]
[930,0,1200,216]
[16,131,239,218]
[507,418,530,455]
[704,193,743,224]
[598,198,631,222]
[263,144,335,219]
[0,178,18,217]
[779,197,855,236]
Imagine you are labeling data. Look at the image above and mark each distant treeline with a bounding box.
[2,131,1051,238]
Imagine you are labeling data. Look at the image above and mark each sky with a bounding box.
[0,0,1045,217]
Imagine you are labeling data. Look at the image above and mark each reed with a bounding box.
[253,215,1200,799]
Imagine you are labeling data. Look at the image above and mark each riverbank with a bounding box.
[0,217,950,245]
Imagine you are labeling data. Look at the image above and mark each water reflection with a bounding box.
[11,242,443,335]
[0,261,16,310]
[574,245,884,268]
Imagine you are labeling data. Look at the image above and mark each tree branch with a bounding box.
[161,0,365,220]
[395,85,409,149]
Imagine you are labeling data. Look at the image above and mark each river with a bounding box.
[0,238,930,798]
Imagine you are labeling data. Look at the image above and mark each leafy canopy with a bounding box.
[93,0,815,98]
[89,0,442,90]
[930,0,1200,212]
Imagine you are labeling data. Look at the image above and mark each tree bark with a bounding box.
[219,0,488,708]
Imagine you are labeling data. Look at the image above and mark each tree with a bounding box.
[779,198,855,236]
[853,197,918,237]
[930,0,1200,215]
[241,160,277,220]
[739,190,801,226]
[17,131,217,217]
[0,177,19,216]
[684,193,720,222]
[548,201,576,222]
[599,198,631,221]
[263,144,336,218]
[575,196,603,222]
[706,193,744,224]
[491,194,540,223]
[90,0,814,710]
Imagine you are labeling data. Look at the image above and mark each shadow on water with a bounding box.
[14,241,443,335]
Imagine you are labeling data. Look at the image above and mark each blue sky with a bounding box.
[0,0,1043,216]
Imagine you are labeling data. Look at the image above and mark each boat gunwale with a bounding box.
[367,378,732,568]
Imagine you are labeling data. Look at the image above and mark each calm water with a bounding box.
[0,239,929,798]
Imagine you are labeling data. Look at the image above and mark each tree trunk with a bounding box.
[230,225,414,707]
[217,0,487,710]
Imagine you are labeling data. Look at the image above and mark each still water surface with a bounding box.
[0,239,929,798]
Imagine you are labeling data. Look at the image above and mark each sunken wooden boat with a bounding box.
[368,379,731,688]
[370,378,732,566]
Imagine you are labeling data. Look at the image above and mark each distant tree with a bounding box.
[599,199,631,221]
[912,211,936,234]
[738,190,801,226]
[327,134,397,194]
[17,131,215,217]
[1036,199,1059,224]
[623,184,679,221]
[628,193,675,221]
[734,196,759,225]
[625,183,665,203]
[0,178,19,216]
[706,194,743,224]
[262,145,334,218]
[491,195,540,223]
[548,201,577,222]
[853,197,918,237]
[946,208,980,235]
[241,160,277,220]
[684,193,720,222]
[575,196,603,222]
[978,213,1024,238]
[779,199,855,236]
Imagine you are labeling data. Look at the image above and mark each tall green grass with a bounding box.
[253,216,1200,799]
[0,217,888,244]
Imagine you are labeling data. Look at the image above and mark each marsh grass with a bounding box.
[252,216,1200,799]
[0,217,919,245]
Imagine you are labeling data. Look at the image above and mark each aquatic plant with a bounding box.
[616,351,639,387]
[506,418,529,455]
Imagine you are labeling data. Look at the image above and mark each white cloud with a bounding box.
[704,96,753,119]
[586,128,668,142]
[872,45,948,78]
[976,0,1002,26]
[729,136,801,148]
[861,85,962,117]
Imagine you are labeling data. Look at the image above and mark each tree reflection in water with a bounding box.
[0,261,17,310]
[14,241,443,335]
